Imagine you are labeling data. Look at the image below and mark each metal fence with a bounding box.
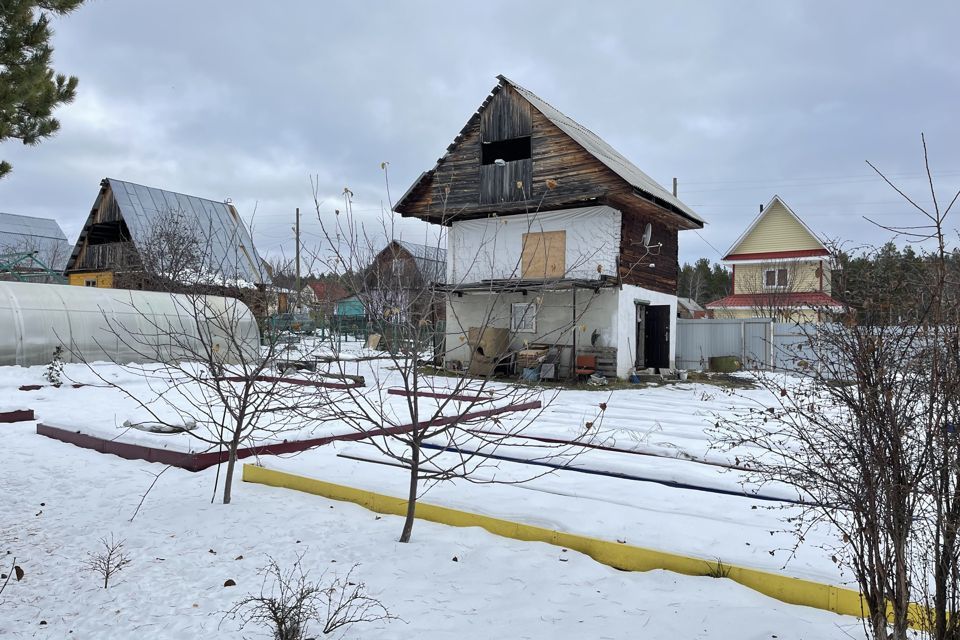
[676,318,826,372]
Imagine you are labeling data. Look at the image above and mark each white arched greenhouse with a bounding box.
[0,282,261,367]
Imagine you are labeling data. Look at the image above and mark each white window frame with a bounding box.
[511,302,537,333]
[763,268,789,289]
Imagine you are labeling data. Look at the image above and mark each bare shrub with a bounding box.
[84,534,132,589]
[225,556,395,639]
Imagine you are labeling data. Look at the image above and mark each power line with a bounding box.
[681,170,960,187]
[693,229,725,258]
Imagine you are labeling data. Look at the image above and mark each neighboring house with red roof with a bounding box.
[301,281,349,317]
[706,196,842,322]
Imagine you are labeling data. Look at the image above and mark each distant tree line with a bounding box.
[833,241,960,323]
[677,258,731,305]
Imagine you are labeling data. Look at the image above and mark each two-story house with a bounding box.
[394,76,703,377]
[364,239,446,325]
[64,178,266,311]
[706,195,842,322]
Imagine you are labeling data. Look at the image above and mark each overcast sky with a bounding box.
[2,0,958,269]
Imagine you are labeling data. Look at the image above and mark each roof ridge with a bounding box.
[106,177,232,208]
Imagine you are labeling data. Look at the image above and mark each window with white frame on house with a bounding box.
[764,268,789,288]
[511,302,537,333]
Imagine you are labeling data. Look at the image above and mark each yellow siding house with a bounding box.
[706,196,842,322]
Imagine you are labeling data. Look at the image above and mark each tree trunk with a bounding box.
[222,435,241,505]
[399,441,420,543]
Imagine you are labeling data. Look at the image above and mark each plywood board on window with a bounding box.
[521,231,566,279]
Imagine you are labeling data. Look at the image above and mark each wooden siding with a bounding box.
[480,87,531,142]
[73,241,137,272]
[67,184,134,274]
[397,89,637,222]
[68,271,114,288]
[616,202,679,295]
[730,200,824,256]
[479,160,532,205]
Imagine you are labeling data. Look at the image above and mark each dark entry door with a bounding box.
[634,303,645,369]
[643,304,671,370]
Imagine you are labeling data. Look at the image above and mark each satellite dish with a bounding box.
[642,223,652,247]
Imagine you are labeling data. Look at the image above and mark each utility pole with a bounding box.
[672,177,678,197]
[295,207,301,312]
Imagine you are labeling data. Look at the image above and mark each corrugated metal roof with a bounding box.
[106,178,265,284]
[0,212,71,270]
[395,239,446,284]
[677,297,705,312]
[498,76,704,226]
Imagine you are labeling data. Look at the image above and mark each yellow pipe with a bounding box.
[243,463,923,624]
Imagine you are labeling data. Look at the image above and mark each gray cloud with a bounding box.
[1,0,958,268]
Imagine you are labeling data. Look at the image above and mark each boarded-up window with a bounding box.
[521,231,566,279]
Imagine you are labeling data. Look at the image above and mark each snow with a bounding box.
[0,356,868,637]
[0,417,866,639]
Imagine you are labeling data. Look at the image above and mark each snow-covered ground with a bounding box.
[0,355,866,637]
[1,417,866,639]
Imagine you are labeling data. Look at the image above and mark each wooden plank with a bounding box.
[0,409,34,423]
[521,230,566,279]
[386,388,494,403]
[36,400,543,472]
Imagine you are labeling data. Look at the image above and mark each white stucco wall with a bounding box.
[614,284,678,375]
[444,282,677,378]
[445,288,619,367]
[448,205,622,284]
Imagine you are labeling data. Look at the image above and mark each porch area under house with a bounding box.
[440,278,676,380]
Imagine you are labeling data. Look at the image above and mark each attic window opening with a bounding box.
[481,137,531,165]
[86,220,131,246]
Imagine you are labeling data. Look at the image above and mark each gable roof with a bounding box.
[722,195,829,261]
[396,76,702,227]
[0,212,71,270]
[68,178,265,284]
[392,239,447,284]
[677,297,705,313]
[307,281,348,301]
[501,76,703,226]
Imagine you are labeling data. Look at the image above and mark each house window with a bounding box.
[511,302,537,333]
[764,268,789,288]
[481,137,531,165]
[84,278,97,287]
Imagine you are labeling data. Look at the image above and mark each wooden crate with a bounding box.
[575,346,618,379]
[516,348,549,370]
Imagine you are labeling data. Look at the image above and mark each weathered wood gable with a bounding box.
[398,84,637,221]
[395,78,701,295]
[66,181,136,274]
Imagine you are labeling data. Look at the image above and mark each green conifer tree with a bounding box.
[0,0,82,179]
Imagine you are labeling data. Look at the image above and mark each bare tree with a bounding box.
[712,135,960,640]
[307,173,615,543]
[84,534,132,589]
[729,257,816,322]
[73,213,332,505]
